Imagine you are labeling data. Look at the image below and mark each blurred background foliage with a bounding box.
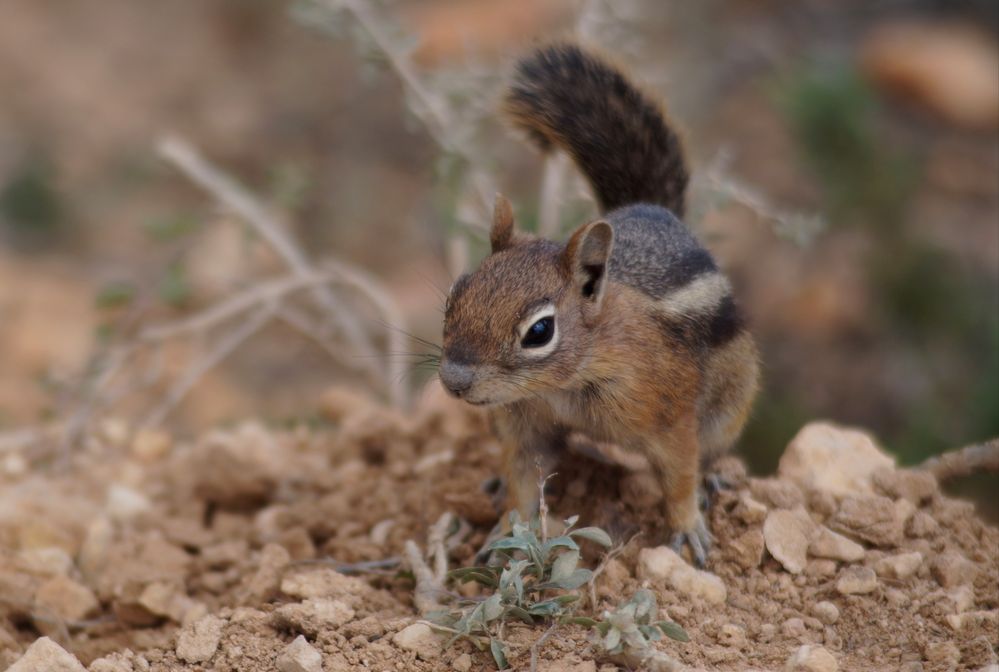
[0,0,995,516]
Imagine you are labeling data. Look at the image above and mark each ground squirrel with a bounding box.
[439,42,760,566]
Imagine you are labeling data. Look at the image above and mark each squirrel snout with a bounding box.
[439,359,475,397]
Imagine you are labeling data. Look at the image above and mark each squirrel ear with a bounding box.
[490,193,516,253]
[563,220,614,314]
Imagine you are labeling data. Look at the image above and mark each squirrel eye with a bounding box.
[521,317,554,348]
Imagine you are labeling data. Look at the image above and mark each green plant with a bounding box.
[581,589,688,662]
[429,513,687,669]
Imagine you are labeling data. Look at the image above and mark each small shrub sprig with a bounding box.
[428,512,687,669]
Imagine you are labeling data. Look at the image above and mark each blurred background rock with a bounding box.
[0,0,995,516]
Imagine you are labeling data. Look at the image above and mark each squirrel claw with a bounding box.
[669,516,713,568]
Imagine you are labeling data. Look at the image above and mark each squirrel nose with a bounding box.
[440,360,475,396]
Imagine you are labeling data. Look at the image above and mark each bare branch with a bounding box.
[919,438,999,482]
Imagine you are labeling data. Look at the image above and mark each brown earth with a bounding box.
[0,385,996,672]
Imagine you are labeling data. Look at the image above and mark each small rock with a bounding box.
[764,509,814,574]
[241,543,291,604]
[733,492,768,524]
[836,566,878,595]
[809,526,865,562]
[277,635,322,672]
[907,511,939,538]
[759,623,777,642]
[779,422,895,497]
[34,576,100,622]
[730,528,765,569]
[7,637,86,672]
[805,559,838,578]
[872,468,937,504]
[18,547,74,576]
[273,598,356,636]
[945,584,975,613]
[786,644,838,672]
[452,653,473,672]
[750,478,805,509]
[885,588,910,607]
[829,495,904,547]
[175,615,224,664]
[874,552,923,580]
[718,623,747,649]
[131,428,172,461]
[137,581,199,623]
[931,551,977,587]
[392,623,442,660]
[923,641,961,669]
[783,617,807,638]
[811,601,839,625]
[636,546,727,604]
[281,567,370,601]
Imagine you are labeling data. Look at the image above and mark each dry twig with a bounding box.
[919,438,999,481]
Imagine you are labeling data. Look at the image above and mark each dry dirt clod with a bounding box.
[924,641,961,670]
[779,422,896,497]
[636,545,727,604]
[836,566,878,595]
[764,508,815,574]
[874,551,924,580]
[33,575,100,623]
[829,495,904,547]
[175,614,225,664]
[131,428,172,462]
[718,623,748,649]
[277,635,323,672]
[392,622,442,660]
[931,551,978,587]
[750,477,805,509]
[785,644,838,672]
[273,598,356,636]
[730,528,765,569]
[240,542,291,604]
[733,491,768,524]
[872,467,938,504]
[452,652,473,671]
[7,636,86,672]
[811,601,840,625]
[809,526,865,562]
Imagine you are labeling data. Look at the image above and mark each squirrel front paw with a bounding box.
[669,513,713,568]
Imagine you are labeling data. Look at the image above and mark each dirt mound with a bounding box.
[0,386,996,671]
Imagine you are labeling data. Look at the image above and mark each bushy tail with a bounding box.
[505,42,689,216]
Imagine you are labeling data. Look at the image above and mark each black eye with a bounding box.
[521,317,555,348]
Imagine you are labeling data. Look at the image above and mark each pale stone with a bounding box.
[175,615,224,664]
[273,598,356,636]
[872,467,937,504]
[277,635,322,672]
[811,601,840,625]
[874,552,923,580]
[750,478,805,509]
[18,547,74,576]
[809,526,865,562]
[836,567,878,595]
[131,428,172,461]
[106,484,152,522]
[764,509,814,574]
[733,492,767,524]
[242,543,291,603]
[392,623,442,660]
[779,422,894,497]
[931,551,977,587]
[7,637,86,672]
[718,623,747,648]
[783,617,807,638]
[34,575,100,621]
[453,653,473,672]
[636,546,727,604]
[730,528,765,569]
[829,495,904,547]
[785,644,838,672]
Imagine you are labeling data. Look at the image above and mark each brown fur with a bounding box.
[440,43,760,564]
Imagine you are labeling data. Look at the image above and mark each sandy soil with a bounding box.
[0,385,996,672]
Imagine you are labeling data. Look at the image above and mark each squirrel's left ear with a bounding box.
[490,193,516,253]
[563,220,613,319]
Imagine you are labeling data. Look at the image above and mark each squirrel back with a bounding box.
[505,42,689,216]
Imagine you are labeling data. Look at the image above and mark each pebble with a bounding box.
[785,644,838,672]
[730,528,765,569]
[805,559,838,578]
[718,623,747,649]
[175,615,225,664]
[874,552,923,580]
[931,551,977,587]
[392,623,442,660]
[34,575,100,622]
[636,546,727,604]
[907,511,939,538]
[809,526,865,562]
[452,653,473,672]
[131,428,172,461]
[764,509,814,574]
[241,543,291,603]
[750,478,805,510]
[873,467,937,504]
[783,617,807,638]
[277,635,322,672]
[811,601,840,625]
[830,495,904,547]
[7,637,86,672]
[778,422,895,497]
[273,598,356,637]
[836,567,878,595]
[733,492,768,524]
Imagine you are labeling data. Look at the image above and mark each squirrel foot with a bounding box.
[669,514,713,568]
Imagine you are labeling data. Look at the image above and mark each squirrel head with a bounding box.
[440,194,613,405]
